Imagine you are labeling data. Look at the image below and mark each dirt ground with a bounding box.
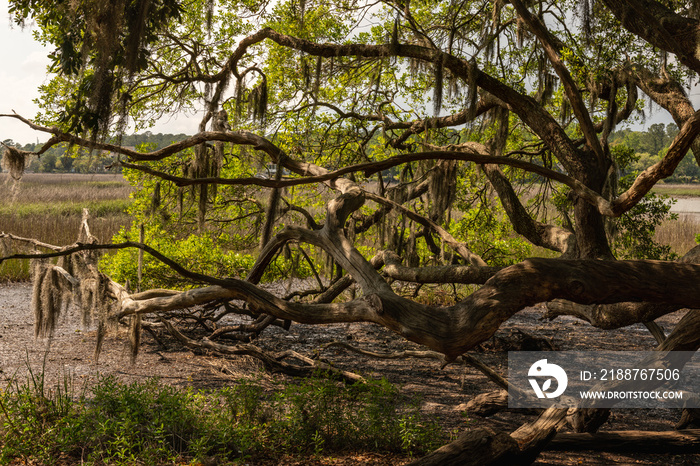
[0,282,698,465]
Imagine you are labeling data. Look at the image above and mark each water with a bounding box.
[670,197,700,216]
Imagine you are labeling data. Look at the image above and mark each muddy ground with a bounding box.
[0,282,698,465]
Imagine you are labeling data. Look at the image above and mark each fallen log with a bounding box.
[546,429,700,453]
[406,427,519,466]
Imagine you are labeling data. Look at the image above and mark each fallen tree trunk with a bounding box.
[546,429,700,453]
[406,427,519,466]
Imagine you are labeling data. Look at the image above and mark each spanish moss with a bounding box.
[1,144,25,180]
[433,55,444,116]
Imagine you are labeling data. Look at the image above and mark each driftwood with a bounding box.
[160,318,364,383]
[677,409,700,430]
[408,405,570,465]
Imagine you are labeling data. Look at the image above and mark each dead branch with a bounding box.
[159,318,363,383]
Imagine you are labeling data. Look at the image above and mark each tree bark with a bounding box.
[406,427,519,466]
[547,429,700,453]
[601,0,700,74]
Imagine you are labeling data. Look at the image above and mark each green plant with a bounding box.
[0,371,444,464]
[609,145,678,260]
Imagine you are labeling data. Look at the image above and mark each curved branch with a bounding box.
[483,164,578,255]
[628,65,700,166]
[601,0,700,74]
[379,250,501,285]
[510,0,605,163]
[364,192,487,266]
[611,110,700,214]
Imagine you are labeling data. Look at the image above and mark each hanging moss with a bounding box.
[313,56,323,96]
[128,314,142,363]
[559,98,571,124]
[433,56,444,116]
[30,260,74,339]
[235,78,244,120]
[2,145,25,180]
[466,58,478,120]
[580,0,592,44]
[250,79,268,124]
[151,181,161,214]
[516,16,527,47]
[389,15,400,56]
[428,160,458,224]
[205,0,215,32]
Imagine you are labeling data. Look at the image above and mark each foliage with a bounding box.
[451,205,533,266]
[610,124,700,182]
[0,371,444,464]
[100,223,256,289]
[608,145,678,260]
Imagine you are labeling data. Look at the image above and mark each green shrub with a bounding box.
[0,371,444,465]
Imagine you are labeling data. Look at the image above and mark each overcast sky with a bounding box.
[0,2,52,144]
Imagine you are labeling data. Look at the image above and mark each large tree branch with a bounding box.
[482,163,578,256]
[510,0,605,164]
[363,191,487,266]
[628,65,700,166]
[546,245,700,332]
[379,250,501,285]
[602,0,700,74]
[611,109,700,214]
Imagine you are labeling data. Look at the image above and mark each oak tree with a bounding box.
[2,0,700,462]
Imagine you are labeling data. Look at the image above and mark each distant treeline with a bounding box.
[2,132,189,174]
[610,123,700,183]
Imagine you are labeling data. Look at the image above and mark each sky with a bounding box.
[0,2,52,144]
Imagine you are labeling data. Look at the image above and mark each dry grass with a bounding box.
[0,173,132,204]
[655,214,700,258]
[0,173,133,281]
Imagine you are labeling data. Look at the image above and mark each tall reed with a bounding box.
[655,214,700,257]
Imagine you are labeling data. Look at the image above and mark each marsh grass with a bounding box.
[651,183,700,198]
[0,173,133,281]
[655,214,700,257]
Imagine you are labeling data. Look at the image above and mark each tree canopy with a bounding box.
[2,0,700,463]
